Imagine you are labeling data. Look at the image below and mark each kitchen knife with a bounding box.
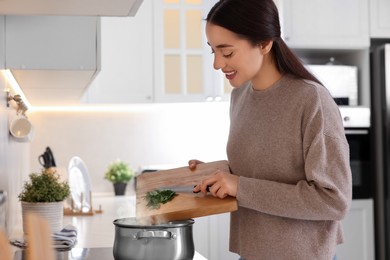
[156,185,210,193]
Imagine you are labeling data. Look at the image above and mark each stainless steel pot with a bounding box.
[113,218,195,260]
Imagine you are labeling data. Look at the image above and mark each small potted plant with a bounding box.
[18,168,70,233]
[104,160,134,196]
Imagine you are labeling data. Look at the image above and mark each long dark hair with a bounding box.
[206,0,321,85]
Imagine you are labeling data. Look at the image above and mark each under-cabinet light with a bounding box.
[1,70,31,109]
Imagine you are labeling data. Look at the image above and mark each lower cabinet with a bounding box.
[336,199,375,260]
[193,199,374,260]
[193,213,239,260]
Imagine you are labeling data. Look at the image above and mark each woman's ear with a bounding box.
[260,40,273,54]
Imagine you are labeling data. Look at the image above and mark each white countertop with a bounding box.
[63,194,207,260]
[63,194,135,248]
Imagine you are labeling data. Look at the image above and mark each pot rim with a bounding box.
[113,217,194,229]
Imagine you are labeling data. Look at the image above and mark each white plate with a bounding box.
[68,156,92,213]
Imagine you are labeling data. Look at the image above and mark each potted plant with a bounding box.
[18,168,70,233]
[104,160,134,196]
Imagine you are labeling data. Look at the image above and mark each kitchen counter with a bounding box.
[63,194,207,260]
[63,194,136,248]
[11,193,207,260]
[14,247,205,260]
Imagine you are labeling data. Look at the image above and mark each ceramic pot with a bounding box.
[113,183,127,196]
[21,201,63,233]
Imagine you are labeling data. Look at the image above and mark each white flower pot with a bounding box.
[21,201,64,234]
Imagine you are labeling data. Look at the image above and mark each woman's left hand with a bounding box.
[193,170,239,198]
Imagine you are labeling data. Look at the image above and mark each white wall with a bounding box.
[28,102,230,194]
[0,72,30,237]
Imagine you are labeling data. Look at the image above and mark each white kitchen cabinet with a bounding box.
[195,200,375,260]
[4,15,100,106]
[336,199,375,260]
[280,0,370,49]
[82,1,154,104]
[370,0,390,38]
[153,0,231,103]
[0,16,4,69]
[5,16,98,70]
[193,213,239,260]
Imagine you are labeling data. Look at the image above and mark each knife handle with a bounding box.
[193,185,211,193]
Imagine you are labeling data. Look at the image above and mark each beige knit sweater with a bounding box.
[227,74,352,260]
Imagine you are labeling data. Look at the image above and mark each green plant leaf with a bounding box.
[144,189,177,210]
[104,160,133,183]
[18,170,70,202]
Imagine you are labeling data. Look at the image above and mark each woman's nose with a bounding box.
[213,55,224,70]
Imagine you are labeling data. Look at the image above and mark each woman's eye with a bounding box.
[223,52,233,58]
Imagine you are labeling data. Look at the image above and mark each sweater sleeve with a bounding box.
[236,89,352,221]
[237,135,351,221]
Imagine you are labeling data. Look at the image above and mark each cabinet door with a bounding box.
[5,16,98,70]
[370,0,390,38]
[153,0,230,103]
[281,0,369,49]
[0,16,4,69]
[336,199,375,260]
[82,1,154,104]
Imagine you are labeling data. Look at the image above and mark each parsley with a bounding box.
[145,189,177,209]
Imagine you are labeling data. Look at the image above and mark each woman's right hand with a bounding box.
[188,159,204,170]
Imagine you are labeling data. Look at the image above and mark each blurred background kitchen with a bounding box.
[2,0,390,259]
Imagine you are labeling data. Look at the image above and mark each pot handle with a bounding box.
[135,230,176,240]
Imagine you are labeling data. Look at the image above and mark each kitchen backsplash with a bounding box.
[28,102,230,194]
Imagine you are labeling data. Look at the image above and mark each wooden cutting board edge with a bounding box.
[136,193,238,222]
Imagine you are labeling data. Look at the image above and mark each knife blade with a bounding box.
[157,185,211,193]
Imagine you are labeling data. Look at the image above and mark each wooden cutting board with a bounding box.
[136,160,238,223]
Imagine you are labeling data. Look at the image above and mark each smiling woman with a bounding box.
[187,0,352,259]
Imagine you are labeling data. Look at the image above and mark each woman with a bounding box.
[190,0,352,259]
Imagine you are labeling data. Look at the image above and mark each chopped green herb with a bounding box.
[145,189,177,210]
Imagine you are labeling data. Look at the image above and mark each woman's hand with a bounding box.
[188,159,238,198]
[188,159,204,170]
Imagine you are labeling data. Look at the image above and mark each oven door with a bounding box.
[345,127,373,199]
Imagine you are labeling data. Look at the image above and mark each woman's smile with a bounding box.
[224,70,237,80]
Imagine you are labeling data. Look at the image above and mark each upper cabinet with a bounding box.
[6,16,98,70]
[280,0,370,49]
[0,16,4,70]
[153,0,231,103]
[0,0,143,17]
[83,0,230,105]
[82,1,154,104]
[5,16,100,106]
[370,0,390,38]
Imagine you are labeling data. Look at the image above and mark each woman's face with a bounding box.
[206,22,265,88]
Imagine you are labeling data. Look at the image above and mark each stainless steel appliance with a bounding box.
[339,106,372,199]
[308,64,359,105]
[0,190,6,234]
[371,43,390,260]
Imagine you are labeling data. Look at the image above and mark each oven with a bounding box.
[339,106,373,199]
